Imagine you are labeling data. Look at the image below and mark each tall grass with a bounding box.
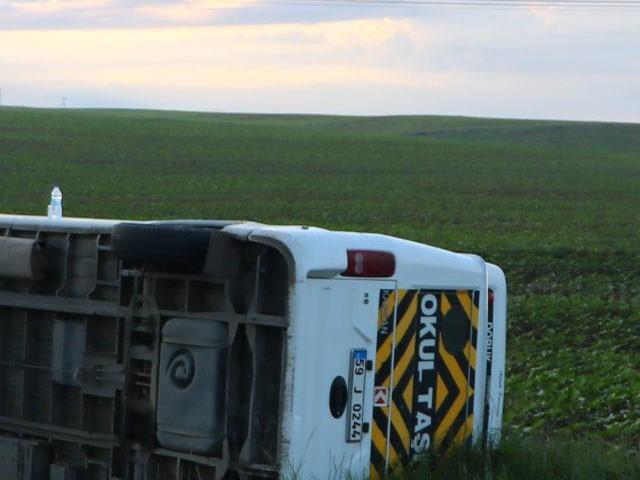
[397,436,640,480]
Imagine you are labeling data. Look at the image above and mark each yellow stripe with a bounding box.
[395,289,408,313]
[376,290,408,369]
[403,376,414,411]
[440,293,451,315]
[391,295,418,462]
[439,336,467,395]
[434,337,468,446]
[390,404,411,456]
[371,416,388,459]
[456,291,472,319]
[370,465,381,480]
[376,338,392,367]
[436,374,448,410]
[375,343,393,370]
[464,340,477,370]
[388,446,400,473]
[394,293,417,347]
[393,333,417,387]
[471,302,479,329]
[457,291,478,330]
[376,339,394,382]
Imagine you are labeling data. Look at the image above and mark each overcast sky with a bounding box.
[0,0,638,121]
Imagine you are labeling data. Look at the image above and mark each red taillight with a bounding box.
[342,250,396,278]
[488,289,495,305]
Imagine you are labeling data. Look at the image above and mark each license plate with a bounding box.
[346,349,367,442]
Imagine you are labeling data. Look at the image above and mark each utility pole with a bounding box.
[62,97,67,108]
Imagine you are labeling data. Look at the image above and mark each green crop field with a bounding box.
[1,107,639,478]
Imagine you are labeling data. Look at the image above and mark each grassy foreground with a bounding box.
[397,435,640,480]
[1,107,639,476]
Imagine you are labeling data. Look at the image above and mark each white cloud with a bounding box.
[135,0,256,23]
[9,0,110,13]
[526,5,561,27]
[0,0,388,29]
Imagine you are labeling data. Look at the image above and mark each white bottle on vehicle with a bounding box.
[47,186,63,219]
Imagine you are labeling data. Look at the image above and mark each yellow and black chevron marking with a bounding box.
[370,289,479,478]
[370,288,400,480]
[387,290,419,474]
[433,290,478,458]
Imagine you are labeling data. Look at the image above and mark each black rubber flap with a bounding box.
[112,223,211,266]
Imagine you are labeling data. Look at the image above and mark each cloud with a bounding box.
[526,5,560,27]
[0,19,426,87]
[9,0,110,13]
[0,0,389,29]
[135,0,257,23]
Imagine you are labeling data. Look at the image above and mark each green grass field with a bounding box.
[1,107,639,477]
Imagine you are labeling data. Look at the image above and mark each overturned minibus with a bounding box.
[0,207,506,480]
